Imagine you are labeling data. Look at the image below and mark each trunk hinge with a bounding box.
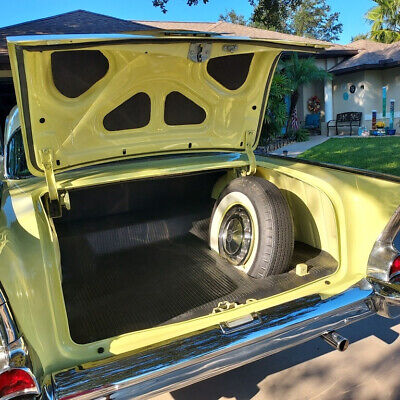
[244,130,256,175]
[40,148,70,218]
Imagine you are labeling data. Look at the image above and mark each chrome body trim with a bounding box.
[0,286,41,399]
[0,302,18,345]
[3,106,21,180]
[368,205,400,281]
[369,277,400,318]
[46,285,375,400]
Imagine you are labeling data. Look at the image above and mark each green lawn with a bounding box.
[300,137,400,176]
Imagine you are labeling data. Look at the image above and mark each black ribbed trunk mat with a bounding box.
[59,220,337,344]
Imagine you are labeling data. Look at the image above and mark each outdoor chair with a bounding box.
[303,113,321,135]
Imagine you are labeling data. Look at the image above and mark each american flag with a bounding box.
[291,106,299,131]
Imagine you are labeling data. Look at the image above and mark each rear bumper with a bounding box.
[42,282,378,400]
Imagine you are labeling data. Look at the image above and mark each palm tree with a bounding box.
[261,72,292,143]
[366,0,400,43]
[280,53,331,131]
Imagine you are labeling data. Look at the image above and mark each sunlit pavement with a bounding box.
[152,315,400,400]
[271,135,329,157]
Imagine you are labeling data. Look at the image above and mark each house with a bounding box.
[330,40,400,132]
[0,10,398,135]
[138,20,400,134]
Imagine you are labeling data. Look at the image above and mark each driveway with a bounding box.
[270,136,329,157]
[153,315,400,400]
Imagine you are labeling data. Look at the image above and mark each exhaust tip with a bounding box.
[321,331,349,352]
[338,337,349,352]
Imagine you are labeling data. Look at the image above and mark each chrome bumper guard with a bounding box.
[42,282,385,400]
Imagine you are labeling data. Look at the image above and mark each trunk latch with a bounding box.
[188,43,211,63]
[212,301,238,314]
[40,148,70,218]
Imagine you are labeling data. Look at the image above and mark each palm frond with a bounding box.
[280,53,331,90]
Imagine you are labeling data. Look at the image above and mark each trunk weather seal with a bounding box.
[44,148,247,174]
[15,45,41,172]
[18,37,324,54]
[255,53,281,147]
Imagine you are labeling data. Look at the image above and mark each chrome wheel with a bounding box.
[218,205,253,265]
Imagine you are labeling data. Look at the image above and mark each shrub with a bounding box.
[260,72,291,145]
[294,128,310,142]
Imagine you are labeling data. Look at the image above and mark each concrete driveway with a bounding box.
[270,136,330,157]
[153,315,400,400]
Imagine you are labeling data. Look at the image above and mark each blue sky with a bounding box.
[0,0,376,44]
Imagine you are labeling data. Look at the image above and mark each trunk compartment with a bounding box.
[54,171,337,344]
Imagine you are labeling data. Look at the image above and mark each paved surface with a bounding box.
[153,315,400,400]
[271,135,329,157]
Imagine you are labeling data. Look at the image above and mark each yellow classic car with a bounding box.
[0,32,399,400]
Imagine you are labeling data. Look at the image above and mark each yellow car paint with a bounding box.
[1,153,399,376]
[8,35,285,177]
[2,34,398,380]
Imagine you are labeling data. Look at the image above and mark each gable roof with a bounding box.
[330,40,400,74]
[0,10,158,56]
[135,20,333,47]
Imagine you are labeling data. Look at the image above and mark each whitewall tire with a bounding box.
[209,176,294,278]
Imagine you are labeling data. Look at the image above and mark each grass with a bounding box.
[300,137,400,176]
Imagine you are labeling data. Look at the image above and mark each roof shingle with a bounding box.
[330,40,400,74]
[0,10,158,54]
[134,20,333,46]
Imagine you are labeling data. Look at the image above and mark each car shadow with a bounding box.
[168,314,400,400]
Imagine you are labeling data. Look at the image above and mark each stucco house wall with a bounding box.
[383,67,400,130]
[332,67,400,130]
[298,59,326,125]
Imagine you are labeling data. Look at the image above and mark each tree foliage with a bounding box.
[152,0,343,42]
[250,0,301,31]
[366,0,400,43]
[351,33,369,42]
[280,53,331,131]
[219,10,247,25]
[261,72,291,143]
[288,0,343,42]
[262,55,331,140]
[152,0,208,13]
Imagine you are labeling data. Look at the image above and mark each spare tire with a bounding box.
[209,176,294,278]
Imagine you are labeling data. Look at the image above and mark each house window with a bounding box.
[207,53,254,90]
[103,92,151,131]
[164,92,206,125]
[51,50,109,98]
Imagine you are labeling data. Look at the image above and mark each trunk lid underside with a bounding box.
[7,34,323,177]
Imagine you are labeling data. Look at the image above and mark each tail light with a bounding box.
[367,206,400,282]
[0,286,40,399]
[389,256,400,283]
[0,368,38,398]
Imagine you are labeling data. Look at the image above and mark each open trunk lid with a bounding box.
[7,33,324,177]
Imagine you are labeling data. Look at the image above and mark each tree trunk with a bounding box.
[286,89,299,134]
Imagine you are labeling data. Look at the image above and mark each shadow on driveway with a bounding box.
[157,315,400,400]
